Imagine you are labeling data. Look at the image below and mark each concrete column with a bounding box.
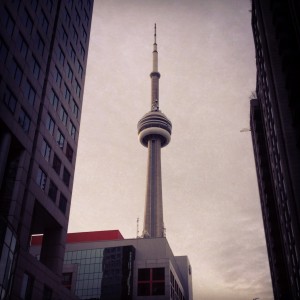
[143,138,164,238]
[40,227,66,276]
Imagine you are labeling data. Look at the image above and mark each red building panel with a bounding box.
[31,230,124,245]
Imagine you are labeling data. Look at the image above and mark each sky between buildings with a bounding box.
[69,0,274,299]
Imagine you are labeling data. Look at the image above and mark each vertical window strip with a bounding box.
[25,80,36,106]
[3,88,17,113]
[41,138,51,162]
[18,108,31,133]
[36,167,47,190]
[4,8,15,36]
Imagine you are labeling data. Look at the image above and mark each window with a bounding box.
[18,109,31,133]
[10,0,20,8]
[3,88,17,113]
[72,26,78,44]
[77,60,83,78]
[31,0,38,12]
[0,227,16,300]
[62,272,72,290]
[24,80,36,106]
[32,56,40,79]
[58,47,65,65]
[55,67,62,87]
[71,99,79,119]
[36,167,47,190]
[87,0,92,11]
[42,285,52,300]
[68,121,76,140]
[41,139,51,161]
[46,114,55,135]
[4,8,15,36]
[170,271,175,287]
[56,130,65,149]
[63,167,70,187]
[45,0,53,13]
[70,44,76,63]
[41,10,49,34]
[59,105,68,126]
[137,268,165,296]
[84,9,89,25]
[0,38,8,63]
[59,193,67,214]
[66,63,73,82]
[67,0,73,8]
[64,7,71,27]
[170,271,184,300]
[23,9,33,34]
[66,143,73,163]
[18,33,28,58]
[138,269,150,296]
[75,9,80,26]
[48,180,58,202]
[62,26,68,46]
[12,0,20,9]
[75,80,81,97]
[37,33,45,55]
[12,59,23,86]
[20,272,34,300]
[82,25,87,43]
[64,84,71,102]
[50,89,59,110]
[80,43,85,60]
[52,153,61,175]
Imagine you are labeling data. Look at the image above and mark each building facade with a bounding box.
[0,0,93,298]
[250,0,300,299]
[31,231,193,300]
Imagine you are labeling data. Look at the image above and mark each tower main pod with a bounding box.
[137,25,172,238]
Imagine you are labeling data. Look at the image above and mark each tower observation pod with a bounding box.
[137,24,172,238]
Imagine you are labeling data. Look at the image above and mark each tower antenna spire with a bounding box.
[151,23,159,111]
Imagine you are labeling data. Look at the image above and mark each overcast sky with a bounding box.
[69,1,274,299]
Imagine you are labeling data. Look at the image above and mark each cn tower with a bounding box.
[137,24,172,238]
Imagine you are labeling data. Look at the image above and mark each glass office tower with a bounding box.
[250,1,300,299]
[0,0,93,298]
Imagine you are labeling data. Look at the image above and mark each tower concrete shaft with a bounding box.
[144,139,164,238]
[137,24,172,238]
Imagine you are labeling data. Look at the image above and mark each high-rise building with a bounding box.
[0,0,93,298]
[137,24,172,238]
[250,0,300,299]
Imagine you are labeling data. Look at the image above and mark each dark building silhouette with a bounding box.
[0,0,93,298]
[250,0,300,299]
